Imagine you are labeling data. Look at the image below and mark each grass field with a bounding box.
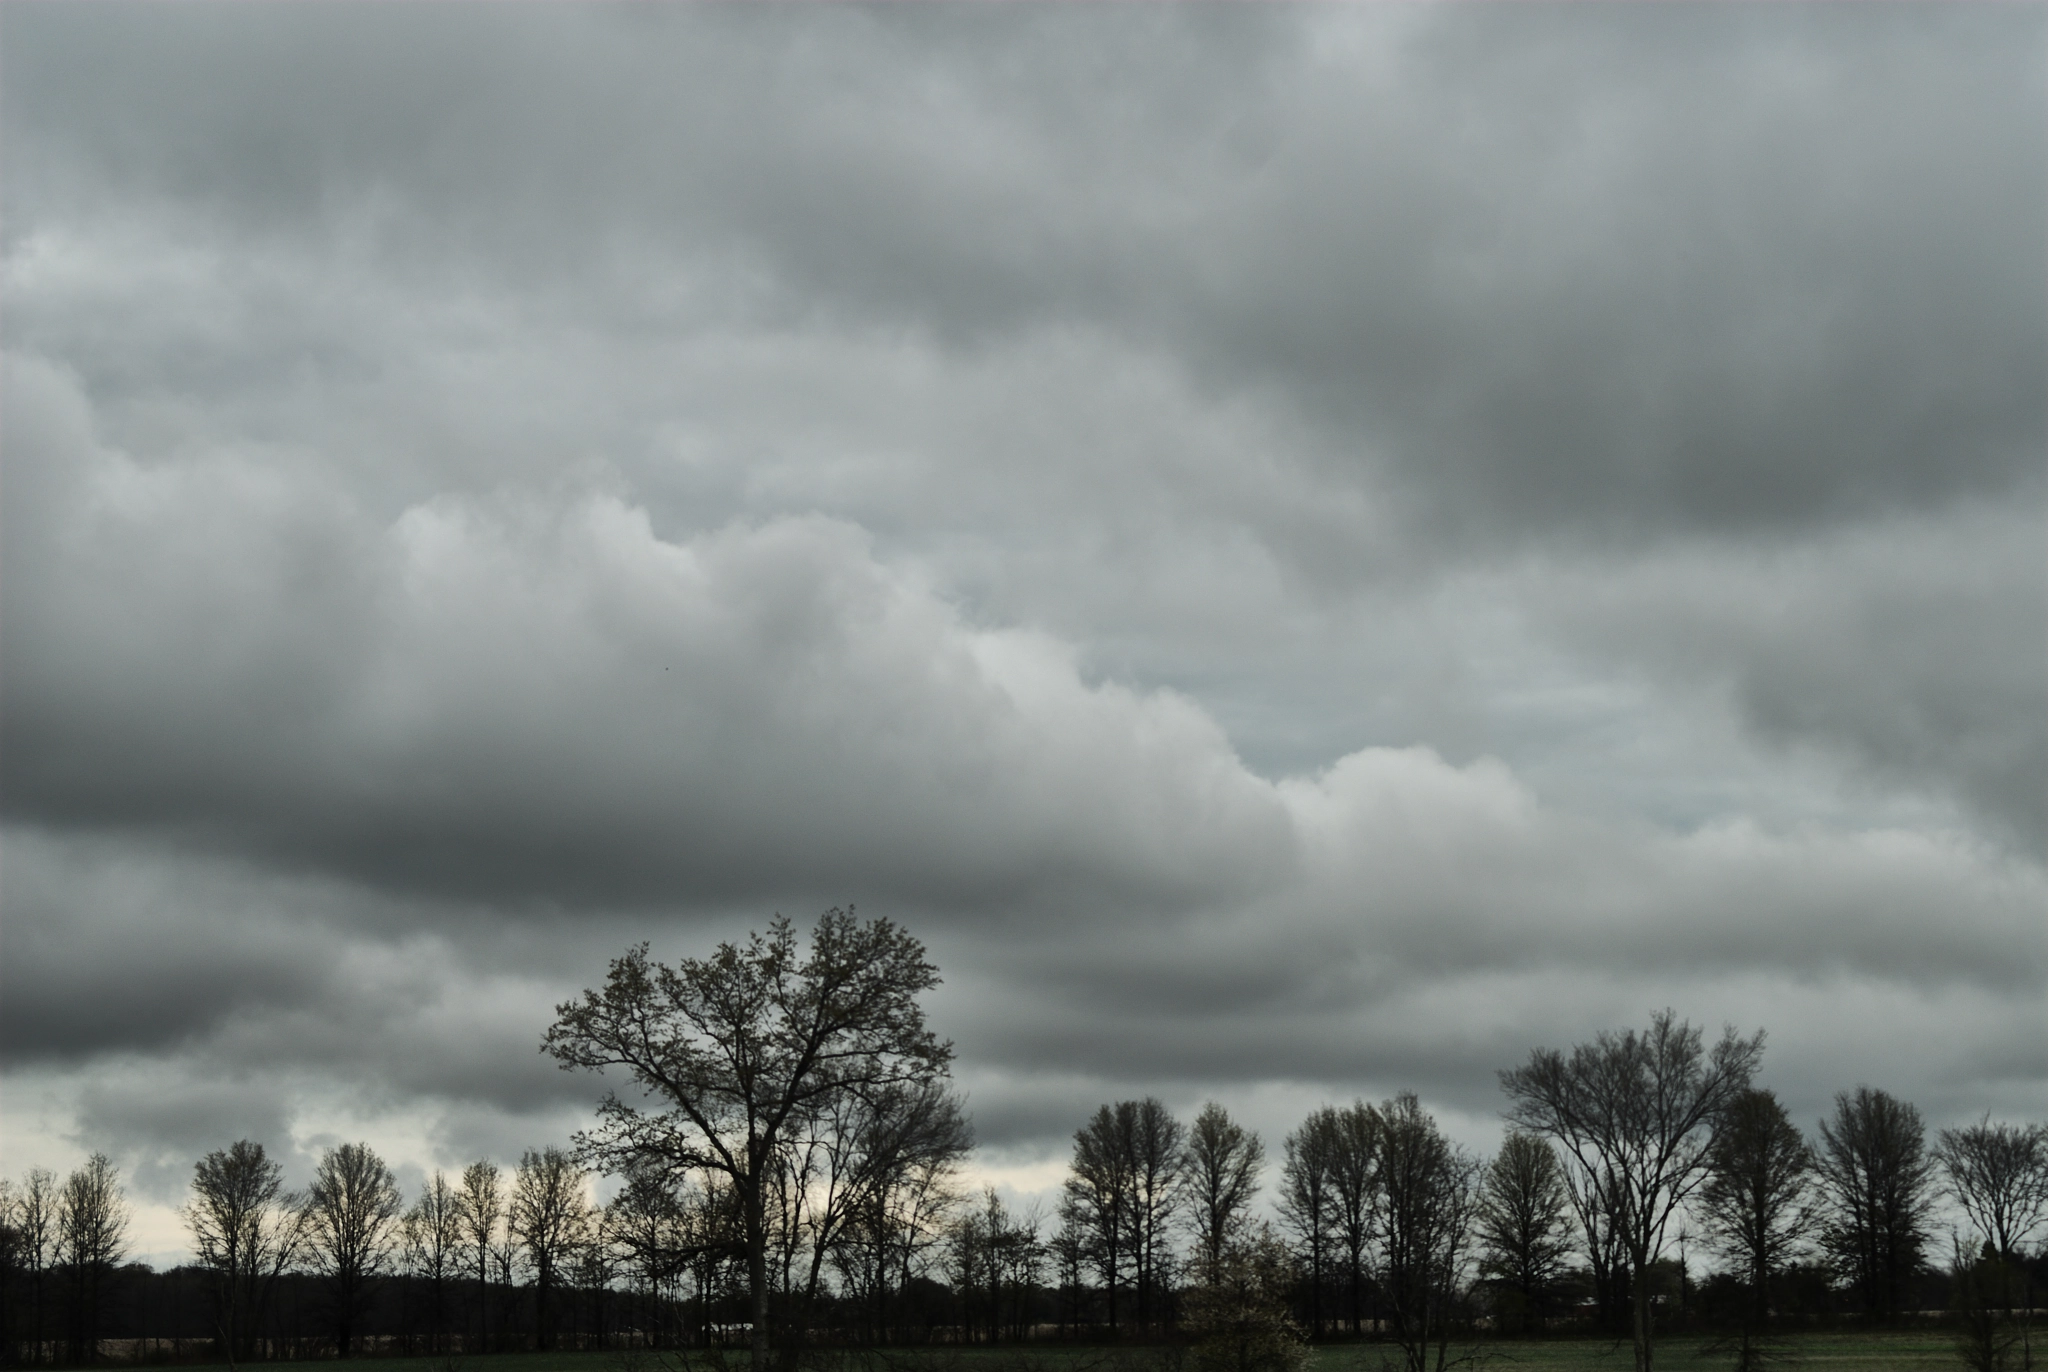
[113,1332,1972,1372]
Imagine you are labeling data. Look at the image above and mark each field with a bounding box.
[115,1333,1970,1372]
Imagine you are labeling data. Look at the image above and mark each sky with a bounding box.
[2,2,2044,1266]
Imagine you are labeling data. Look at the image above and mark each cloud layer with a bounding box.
[2,2,2042,1250]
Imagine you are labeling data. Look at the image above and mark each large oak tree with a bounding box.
[545,909,951,1367]
[1500,1010,1763,1372]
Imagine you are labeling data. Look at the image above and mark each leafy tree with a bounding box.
[1185,1103,1266,1288]
[1474,1130,1573,1334]
[302,1143,402,1357]
[1500,1009,1763,1372]
[545,909,952,1367]
[1695,1089,1814,1329]
[1812,1087,1935,1321]
[1183,1225,1310,1372]
[184,1141,303,1368]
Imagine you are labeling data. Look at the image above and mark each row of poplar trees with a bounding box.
[1050,1012,2047,1372]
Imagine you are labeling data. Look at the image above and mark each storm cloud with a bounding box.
[2,1,2042,1258]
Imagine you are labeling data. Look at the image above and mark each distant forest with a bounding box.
[4,915,2042,1370]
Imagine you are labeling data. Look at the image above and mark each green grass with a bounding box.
[1310,1331,1961,1372]
[116,1332,1971,1372]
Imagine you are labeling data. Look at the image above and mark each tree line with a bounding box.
[4,913,2044,1371]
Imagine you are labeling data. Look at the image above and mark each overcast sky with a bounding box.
[3,2,2044,1264]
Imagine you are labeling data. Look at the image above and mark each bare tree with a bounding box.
[1813,1087,1935,1321]
[1068,1102,1138,1333]
[783,1080,971,1327]
[1499,1009,1763,1372]
[1324,1102,1379,1336]
[1474,1131,1573,1335]
[510,1147,587,1350]
[1371,1094,1478,1372]
[0,1179,17,1363]
[1695,1089,1815,1329]
[831,1102,966,1345]
[1185,1103,1266,1287]
[606,1164,696,1346]
[401,1171,465,1354]
[1127,1098,1184,1333]
[457,1161,503,1353]
[1049,1195,1090,1338]
[1278,1109,1337,1339]
[545,910,953,1367]
[56,1155,128,1365]
[13,1169,57,1366]
[185,1141,303,1369]
[302,1143,402,1357]
[1935,1119,2048,1261]
[947,1188,1042,1344]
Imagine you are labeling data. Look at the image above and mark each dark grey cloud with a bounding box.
[2,1,2042,1239]
[7,4,2037,543]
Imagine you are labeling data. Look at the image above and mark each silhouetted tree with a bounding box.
[1936,1119,2048,1262]
[1696,1089,1814,1329]
[545,910,952,1368]
[1126,1098,1184,1332]
[1371,1094,1477,1372]
[56,1155,128,1365]
[11,1169,57,1366]
[302,1143,401,1357]
[1813,1087,1934,1321]
[1185,1103,1266,1288]
[776,1079,970,1329]
[1325,1101,1379,1336]
[1049,1196,1089,1338]
[1278,1109,1337,1338]
[1500,1010,1763,1372]
[1474,1130,1572,1335]
[184,1141,302,1368]
[947,1188,1041,1344]
[1068,1103,1137,1333]
[510,1147,587,1350]
[401,1172,464,1354]
[457,1161,503,1353]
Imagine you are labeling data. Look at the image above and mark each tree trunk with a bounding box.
[746,1187,769,1368]
[1631,1260,1653,1372]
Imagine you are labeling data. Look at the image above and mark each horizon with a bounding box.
[2,1,2043,1275]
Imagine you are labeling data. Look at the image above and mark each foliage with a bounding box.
[1181,1228,1310,1372]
